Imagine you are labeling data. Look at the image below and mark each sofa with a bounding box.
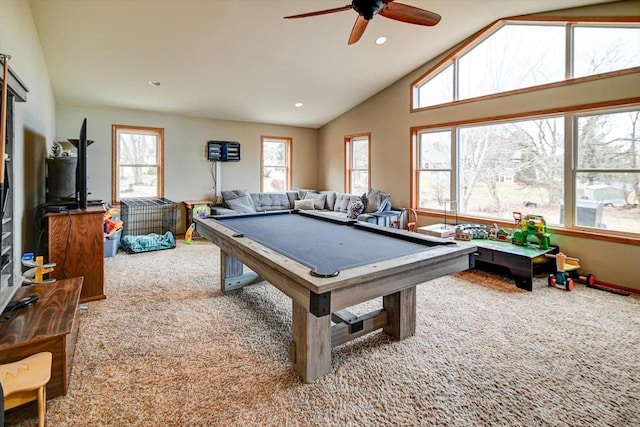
[210,189,401,226]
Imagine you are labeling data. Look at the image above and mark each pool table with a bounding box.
[195,210,476,382]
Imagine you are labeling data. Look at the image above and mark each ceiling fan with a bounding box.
[284,0,441,45]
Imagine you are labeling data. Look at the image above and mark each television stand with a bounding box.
[44,199,104,211]
[45,205,105,302]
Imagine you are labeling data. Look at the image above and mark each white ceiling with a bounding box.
[29,0,614,129]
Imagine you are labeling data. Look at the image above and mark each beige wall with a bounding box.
[0,0,56,300]
[318,0,640,289]
[55,104,318,231]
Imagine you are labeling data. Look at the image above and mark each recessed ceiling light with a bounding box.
[148,80,161,86]
[295,102,303,107]
[375,36,387,45]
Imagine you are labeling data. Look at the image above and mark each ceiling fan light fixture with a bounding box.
[284,0,440,45]
[353,0,385,20]
[375,36,387,45]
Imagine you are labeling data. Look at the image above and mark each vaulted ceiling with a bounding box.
[30,0,615,128]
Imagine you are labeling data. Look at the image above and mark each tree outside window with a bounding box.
[573,26,640,78]
[458,118,564,223]
[458,24,565,100]
[576,109,640,233]
[413,22,640,109]
[412,19,639,237]
[417,130,451,210]
[415,108,640,234]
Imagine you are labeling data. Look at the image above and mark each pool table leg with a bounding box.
[290,300,331,383]
[220,251,262,294]
[383,287,416,340]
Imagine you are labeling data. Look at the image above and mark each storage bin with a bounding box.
[104,229,122,257]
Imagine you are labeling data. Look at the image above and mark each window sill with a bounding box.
[416,209,640,247]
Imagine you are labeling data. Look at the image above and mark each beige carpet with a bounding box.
[5,239,639,426]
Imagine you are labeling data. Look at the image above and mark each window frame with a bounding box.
[415,129,454,211]
[260,136,292,192]
[411,99,640,244]
[344,133,371,194]
[111,124,165,203]
[411,17,640,113]
[572,106,640,229]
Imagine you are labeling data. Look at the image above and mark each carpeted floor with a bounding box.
[5,239,639,426]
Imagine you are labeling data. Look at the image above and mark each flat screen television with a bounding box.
[65,118,90,209]
[77,118,88,209]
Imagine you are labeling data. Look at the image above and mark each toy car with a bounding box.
[546,252,596,291]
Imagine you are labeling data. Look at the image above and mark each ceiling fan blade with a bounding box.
[379,2,441,26]
[284,5,353,19]
[348,15,369,45]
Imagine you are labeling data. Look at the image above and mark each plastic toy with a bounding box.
[454,224,488,241]
[545,252,597,291]
[511,212,550,249]
[546,252,578,290]
[103,208,123,237]
[185,223,196,244]
[22,253,56,284]
[454,227,471,241]
[488,223,498,240]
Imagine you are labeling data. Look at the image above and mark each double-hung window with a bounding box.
[415,130,452,210]
[345,133,370,195]
[261,136,292,192]
[575,108,640,233]
[112,125,164,203]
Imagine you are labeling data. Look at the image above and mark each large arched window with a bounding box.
[410,16,640,239]
[412,20,640,110]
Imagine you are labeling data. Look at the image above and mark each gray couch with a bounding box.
[210,189,400,226]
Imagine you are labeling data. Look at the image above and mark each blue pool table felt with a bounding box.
[215,212,454,277]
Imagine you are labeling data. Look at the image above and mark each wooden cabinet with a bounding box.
[0,277,83,398]
[46,206,105,302]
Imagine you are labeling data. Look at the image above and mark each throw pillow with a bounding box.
[346,198,364,219]
[294,199,316,210]
[296,189,316,199]
[364,189,391,213]
[321,191,337,211]
[225,195,256,213]
[333,193,351,212]
[221,190,255,209]
[304,193,327,210]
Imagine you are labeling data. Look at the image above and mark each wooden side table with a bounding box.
[184,200,213,238]
[0,277,83,399]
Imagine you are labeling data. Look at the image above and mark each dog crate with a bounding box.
[120,198,177,253]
